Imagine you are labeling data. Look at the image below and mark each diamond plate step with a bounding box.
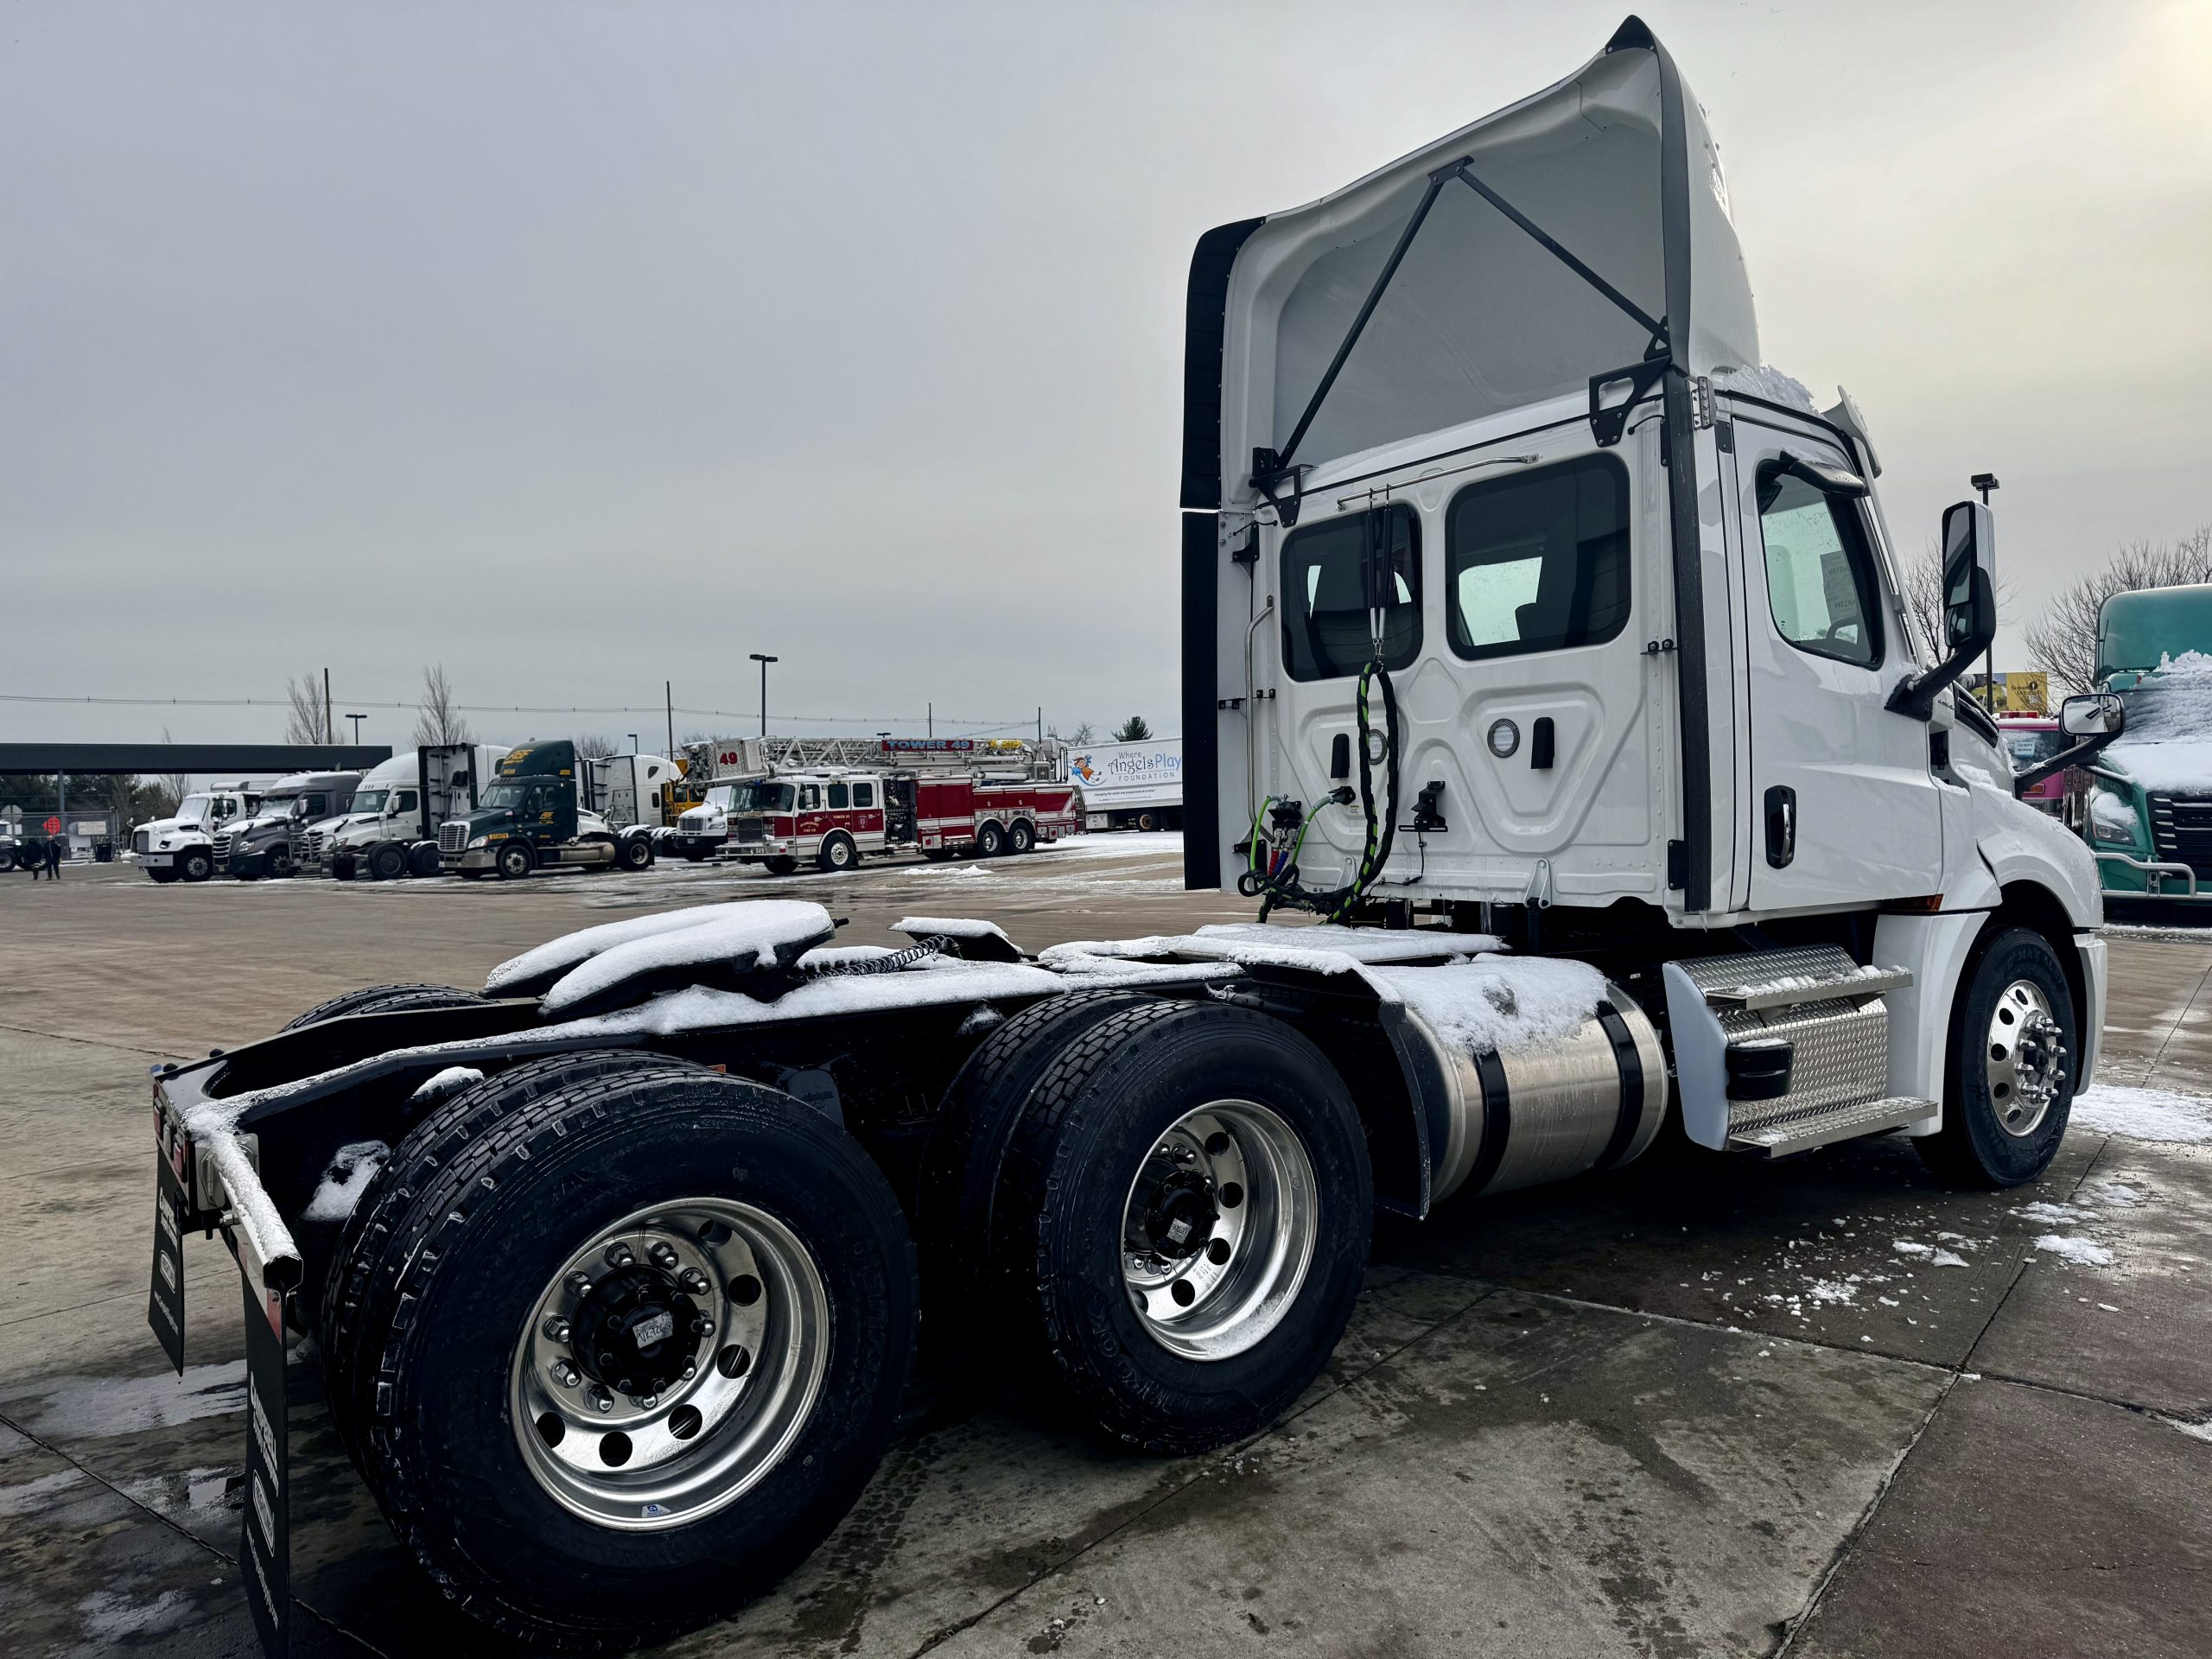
[1727,1096,1935,1158]
[1702,963,1911,1014]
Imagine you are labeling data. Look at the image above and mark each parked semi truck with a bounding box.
[304,744,508,880]
[1070,736,1183,830]
[146,22,2125,1653]
[216,772,360,880]
[2075,583,2212,910]
[128,782,265,882]
[435,740,667,877]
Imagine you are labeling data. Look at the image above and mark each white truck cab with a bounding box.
[1182,16,2108,1178]
[132,782,265,883]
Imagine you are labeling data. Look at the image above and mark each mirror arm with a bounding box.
[2012,732,2119,797]
[1886,644,1979,721]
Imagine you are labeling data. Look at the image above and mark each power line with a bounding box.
[0,691,1038,728]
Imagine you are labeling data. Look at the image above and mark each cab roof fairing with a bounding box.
[1206,19,1758,514]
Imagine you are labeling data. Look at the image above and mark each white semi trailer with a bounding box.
[144,22,2124,1653]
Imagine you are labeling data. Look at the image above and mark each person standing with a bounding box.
[41,835,62,880]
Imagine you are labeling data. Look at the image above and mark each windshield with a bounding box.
[176,794,213,824]
[734,782,795,812]
[352,788,391,815]
[480,780,531,809]
[257,791,302,819]
[2003,729,2066,770]
[703,784,738,810]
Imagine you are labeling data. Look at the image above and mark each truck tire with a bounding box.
[618,834,653,872]
[408,841,443,878]
[992,1001,1370,1452]
[918,990,1160,1363]
[764,855,799,876]
[283,982,492,1031]
[367,842,408,881]
[179,849,215,882]
[1007,820,1035,855]
[817,833,855,874]
[144,867,178,884]
[497,842,534,880]
[975,822,1005,858]
[316,1051,699,1473]
[346,1062,917,1649]
[1916,925,2077,1188]
[1137,812,1158,832]
[266,844,296,880]
[681,845,708,862]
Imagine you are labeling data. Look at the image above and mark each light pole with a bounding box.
[627,733,639,755]
[1971,473,2000,710]
[749,654,778,737]
[346,714,365,743]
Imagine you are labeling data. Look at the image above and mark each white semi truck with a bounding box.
[305,744,510,880]
[130,782,265,883]
[144,22,2124,1654]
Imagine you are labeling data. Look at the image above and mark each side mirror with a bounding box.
[2060,691,2125,739]
[1888,499,1999,720]
[2015,691,2127,797]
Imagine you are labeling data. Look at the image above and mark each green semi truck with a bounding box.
[2079,582,2212,911]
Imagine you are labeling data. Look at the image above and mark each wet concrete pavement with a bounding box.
[1,846,2207,1656]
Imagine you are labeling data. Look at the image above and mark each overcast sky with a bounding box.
[7,0,2209,751]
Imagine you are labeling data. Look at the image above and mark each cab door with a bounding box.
[1726,419,1943,909]
[527,782,564,855]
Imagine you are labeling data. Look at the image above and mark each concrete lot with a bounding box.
[1,844,2207,1657]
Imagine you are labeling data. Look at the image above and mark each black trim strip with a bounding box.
[1465,1047,1513,1196]
[1181,511,1221,892]
[1591,1004,1645,1172]
[1179,217,1265,512]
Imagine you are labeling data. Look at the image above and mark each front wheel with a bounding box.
[1916,926,2077,1188]
[763,856,799,876]
[497,842,534,880]
[351,1065,917,1649]
[179,849,214,883]
[266,845,295,880]
[992,1001,1370,1452]
[144,867,179,884]
[817,834,855,874]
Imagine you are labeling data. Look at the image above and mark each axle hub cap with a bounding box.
[1986,979,2065,1138]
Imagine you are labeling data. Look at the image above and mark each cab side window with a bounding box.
[1446,454,1630,660]
[1280,503,1421,682]
[395,791,418,813]
[853,782,875,808]
[1755,467,1883,669]
[828,783,849,810]
[800,785,821,810]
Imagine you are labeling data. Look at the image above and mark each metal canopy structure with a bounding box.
[0,745,393,777]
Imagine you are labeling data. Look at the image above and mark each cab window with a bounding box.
[1446,454,1630,660]
[394,790,418,813]
[828,782,849,810]
[799,785,821,810]
[1280,503,1421,682]
[1755,467,1883,669]
[853,781,875,808]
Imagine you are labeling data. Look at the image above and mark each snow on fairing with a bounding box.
[486,899,835,999]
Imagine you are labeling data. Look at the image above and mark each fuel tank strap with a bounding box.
[1463,1047,1512,1197]
[1589,1004,1645,1173]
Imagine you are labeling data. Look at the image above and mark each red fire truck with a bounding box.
[710,740,1080,873]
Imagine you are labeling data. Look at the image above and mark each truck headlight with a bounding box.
[466,834,490,849]
[2091,819,2133,845]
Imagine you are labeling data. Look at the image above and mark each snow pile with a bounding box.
[1042,922,1502,977]
[2034,1234,2115,1267]
[302,1141,390,1223]
[486,901,832,996]
[1713,364,1819,413]
[1367,956,1607,1054]
[2070,1083,2212,1145]
[410,1065,483,1104]
[538,903,837,1015]
[2105,652,2212,795]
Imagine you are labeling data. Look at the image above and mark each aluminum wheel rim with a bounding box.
[1986,979,2065,1138]
[509,1198,829,1530]
[1120,1098,1317,1362]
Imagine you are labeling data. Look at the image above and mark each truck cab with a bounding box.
[438,741,659,879]
[220,772,359,880]
[726,771,887,874]
[2077,585,2212,906]
[132,782,264,883]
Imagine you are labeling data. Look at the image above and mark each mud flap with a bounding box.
[241,1278,291,1657]
[148,1151,188,1374]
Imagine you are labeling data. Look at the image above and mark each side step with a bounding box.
[1727,1096,1935,1158]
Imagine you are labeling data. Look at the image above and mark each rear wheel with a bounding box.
[285,982,491,1031]
[498,842,534,880]
[975,822,1005,858]
[368,842,408,881]
[348,1064,917,1649]
[1916,926,2077,1187]
[992,1001,1370,1452]
[618,835,653,872]
[408,842,443,878]
[1007,820,1035,855]
[817,833,855,874]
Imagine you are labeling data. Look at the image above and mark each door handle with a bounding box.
[1764,785,1796,868]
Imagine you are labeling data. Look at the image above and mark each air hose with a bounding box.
[1243,656,1400,924]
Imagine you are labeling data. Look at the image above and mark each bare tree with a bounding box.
[573,732,620,760]
[1057,720,1097,745]
[283,672,329,744]
[155,726,190,816]
[412,664,474,746]
[1898,537,1948,665]
[2024,525,2212,694]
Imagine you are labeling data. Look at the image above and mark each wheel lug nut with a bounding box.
[648,1242,679,1270]
[637,1393,658,1409]
[550,1360,580,1388]
[605,1243,635,1269]
[692,1313,715,1337]
[567,1272,594,1297]
[678,1268,710,1295]
[682,1360,698,1380]
[543,1316,571,1343]
[588,1384,613,1413]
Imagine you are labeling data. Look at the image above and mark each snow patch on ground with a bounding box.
[79,1589,194,1643]
[2034,1234,2115,1267]
[2018,1201,2085,1224]
[2070,1083,2212,1145]
[302,1141,390,1224]
[1368,956,1609,1054]
[410,1065,483,1104]
[0,1469,87,1517]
